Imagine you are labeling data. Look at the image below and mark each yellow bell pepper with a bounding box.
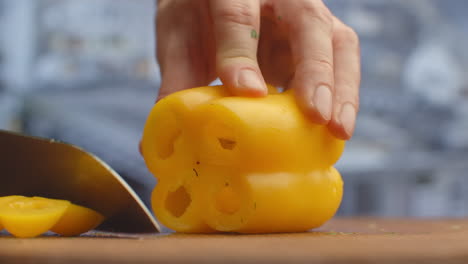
[141,85,345,233]
[0,196,104,238]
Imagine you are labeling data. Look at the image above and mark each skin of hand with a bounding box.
[154,0,360,140]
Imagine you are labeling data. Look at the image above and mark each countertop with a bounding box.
[1,217,468,263]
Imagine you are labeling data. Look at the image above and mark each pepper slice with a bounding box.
[0,196,70,238]
[0,196,105,238]
[141,85,345,233]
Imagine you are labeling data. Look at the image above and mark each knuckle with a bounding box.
[302,57,334,75]
[341,69,361,90]
[336,87,360,111]
[217,2,257,27]
[301,1,333,32]
[334,24,360,48]
[218,51,258,68]
[157,0,168,8]
[295,57,334,88]
[348,93,360,110]
[354,100,360,112]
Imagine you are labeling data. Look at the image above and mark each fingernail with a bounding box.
[313,85,332,121]
[237,69,266,94]
[339,103,356,137]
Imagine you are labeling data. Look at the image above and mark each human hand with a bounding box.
[155,0,360,139]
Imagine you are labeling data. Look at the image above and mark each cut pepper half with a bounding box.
[0,196,105,238]
[0,196,70,238]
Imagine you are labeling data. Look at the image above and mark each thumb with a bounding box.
[210,0,267,96]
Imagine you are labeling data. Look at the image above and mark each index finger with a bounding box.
[210,0,267,96]
[276,0,335,124]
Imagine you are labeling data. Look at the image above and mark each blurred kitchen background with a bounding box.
[1,0,468,218]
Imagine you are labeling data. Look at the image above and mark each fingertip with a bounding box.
[302,107,330,125]
[328,122,351,140]
[328,102,357,140]
[312,85,333,121]
[236,68,268,96]
[209,0,265,97]
[219,65,268,97]
[294,85,332,125]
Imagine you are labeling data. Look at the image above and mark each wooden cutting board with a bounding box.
[1,217,468,263]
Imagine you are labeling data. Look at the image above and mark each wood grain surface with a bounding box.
[1,217,468,264]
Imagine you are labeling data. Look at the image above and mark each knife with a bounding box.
[0,129,159,233]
